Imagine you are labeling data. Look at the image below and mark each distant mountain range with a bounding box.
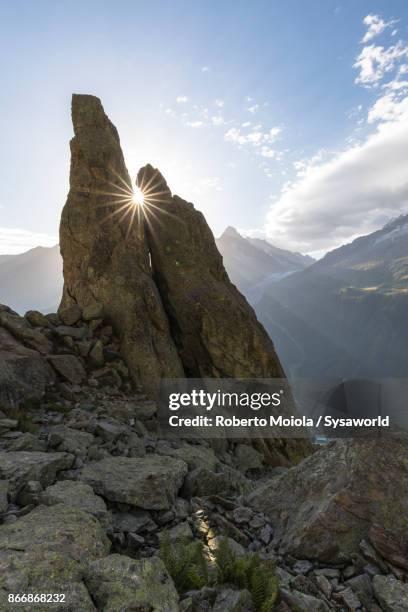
[215,227,314,303]
[255,215,408,378]
[1,228,311,314]
[0,245,62,314]
[1,215,407,379]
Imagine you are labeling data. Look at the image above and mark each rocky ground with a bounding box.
[0,303,408,611]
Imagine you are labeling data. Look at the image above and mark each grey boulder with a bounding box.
[85,554,179,611]
[0,504,109,611]
[0,451,74,501]
[79,455,187,510]
[373,575,408,612]
[249,437,408,563]
[40,480,110,527]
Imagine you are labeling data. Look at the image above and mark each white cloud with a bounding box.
[260,146,276,158]
[247,130,263,144]
[201,66,210,72]
[263,11,408,254]
[354,41,408,86]
[224,122,283,170]
[269,127,281,140]
[361,14,398,43]
[368,86,408,123]
[163,93,283,170]
[247,104,259,114]
[225,127,247,145]
[225,125,281,147]
[266,119,408,252]
[0,227,57,255]
[224,123,282,161]
[211,115,225,126]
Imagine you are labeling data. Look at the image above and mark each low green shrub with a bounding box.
[159,534,278,611]
[159,533,209,593]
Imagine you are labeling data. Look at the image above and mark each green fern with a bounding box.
[159,534,209,592]
[213,539,278,611]
[249,558,278,612]
[159,533,279,611]
[213,537,238,585]
[251,565,267,609]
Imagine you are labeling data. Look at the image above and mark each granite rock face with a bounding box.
[0,306,51,355]
[136,164,311,464]
[0,348,405,609]
[59,94,184,397]
[0,305,56,412]
[59,94,287,388]
[0,504,110,611]
[79,455,188,510]
[57,95,311,465]
[40,480,110,527]
[248,436,408,564]
[373,575,408,612]
[137,163,285,380]
[85,554,179,611]
[0,451,74,501]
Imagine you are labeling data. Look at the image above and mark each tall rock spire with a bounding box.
[59,95,184,396]
[59,95,310,464]
[137,163,285,379]
[136,164,311,463]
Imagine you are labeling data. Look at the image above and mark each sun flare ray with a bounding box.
[77,166,175,238]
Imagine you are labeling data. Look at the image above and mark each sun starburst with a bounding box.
[77,165,177,241]
[131,185,145,207]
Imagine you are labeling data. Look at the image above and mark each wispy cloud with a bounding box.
[224,125,281,152]
[163,92,284,177]
[0,227,58,255]
[223,124,283,178]
[354,14,407,87]
[267,120,408,252]
[265,12,408,253]
[361,14,398,43]
[368,81,408,123]
[354,41,408,86]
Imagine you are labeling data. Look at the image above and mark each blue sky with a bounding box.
[1,0,408,255]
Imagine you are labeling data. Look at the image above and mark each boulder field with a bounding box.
[0,95,407,610]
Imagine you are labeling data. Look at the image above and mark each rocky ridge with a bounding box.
[0,289,407,610]
[59,94,185,399]
[60,95,287,388]
[58,93,311,468]
[0,93,407,610]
